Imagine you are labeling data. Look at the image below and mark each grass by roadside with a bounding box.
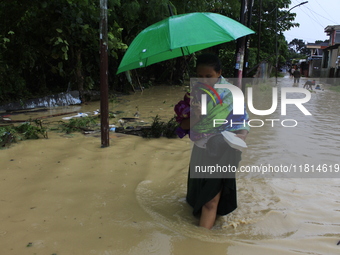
[329,85,340,93]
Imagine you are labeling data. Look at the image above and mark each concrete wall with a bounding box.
[330,49,338,68]
[0,91,81,111]
[320,68,329,78]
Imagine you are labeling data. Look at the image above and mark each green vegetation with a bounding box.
[246,80,274,91]
[142,115,178,138]
[57,116,98,134]
[16,120,48,139]
[1,115,102,148]
[329,85,340,93]
[1,112,180,149]
[0,0,127,103]
[0,120,48,148]
[269,71,285,78]
[1,0,298,103]
[258,82,274,92]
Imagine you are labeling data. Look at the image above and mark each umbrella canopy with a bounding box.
[116,12,255,74]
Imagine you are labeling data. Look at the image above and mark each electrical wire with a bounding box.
[315,0,339,24]
[283,0,337,42]
[304,7,327,28]
[297,7,327,30]
[305,6,339,25]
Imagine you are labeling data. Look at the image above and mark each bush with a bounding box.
[141,115,178,138]
[58,116,98,134]
[0,120,48,148]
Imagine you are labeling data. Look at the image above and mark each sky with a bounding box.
[283,0,340,43]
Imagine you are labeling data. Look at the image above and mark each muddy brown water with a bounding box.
[1,75,339,254]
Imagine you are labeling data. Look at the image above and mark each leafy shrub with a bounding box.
[142,115,178,138]
[0,120,48,148]
[58,116,97,134]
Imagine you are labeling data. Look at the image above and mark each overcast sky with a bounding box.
[283,0,340,43]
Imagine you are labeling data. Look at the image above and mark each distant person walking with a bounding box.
[293,68,301,84]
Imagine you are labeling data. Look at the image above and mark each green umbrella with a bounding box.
[116,12,255,74]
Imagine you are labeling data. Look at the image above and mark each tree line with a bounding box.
[0,0,303,103]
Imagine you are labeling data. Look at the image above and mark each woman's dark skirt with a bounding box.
[186,134,242,216]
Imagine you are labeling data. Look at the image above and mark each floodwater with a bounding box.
[0,75,339,255]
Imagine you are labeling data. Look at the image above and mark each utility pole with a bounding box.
[257,0,262,64]
[275,1,308,84]
[234,0,247,91]
[100,0,109,147]
[243,0,254,78]
[275,5,278,84]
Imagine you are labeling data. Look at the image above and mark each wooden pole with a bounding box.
[257,0,262,65]
[100,0,109,147]
[235,0,247,91]
[275,5,278,84]
[243,0,254,79]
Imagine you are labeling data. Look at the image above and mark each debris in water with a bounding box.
[62,112,88,120]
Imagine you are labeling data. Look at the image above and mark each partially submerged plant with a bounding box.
[0,127,16,148]
[162,117,179,138]
[58,116,98,134]
[16,119,48,139]
[141,115,178,138]
[0,120,48,148]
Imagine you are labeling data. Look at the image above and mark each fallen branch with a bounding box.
[2,108,48,116]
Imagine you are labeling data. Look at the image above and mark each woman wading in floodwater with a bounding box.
[174,53,250,229]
